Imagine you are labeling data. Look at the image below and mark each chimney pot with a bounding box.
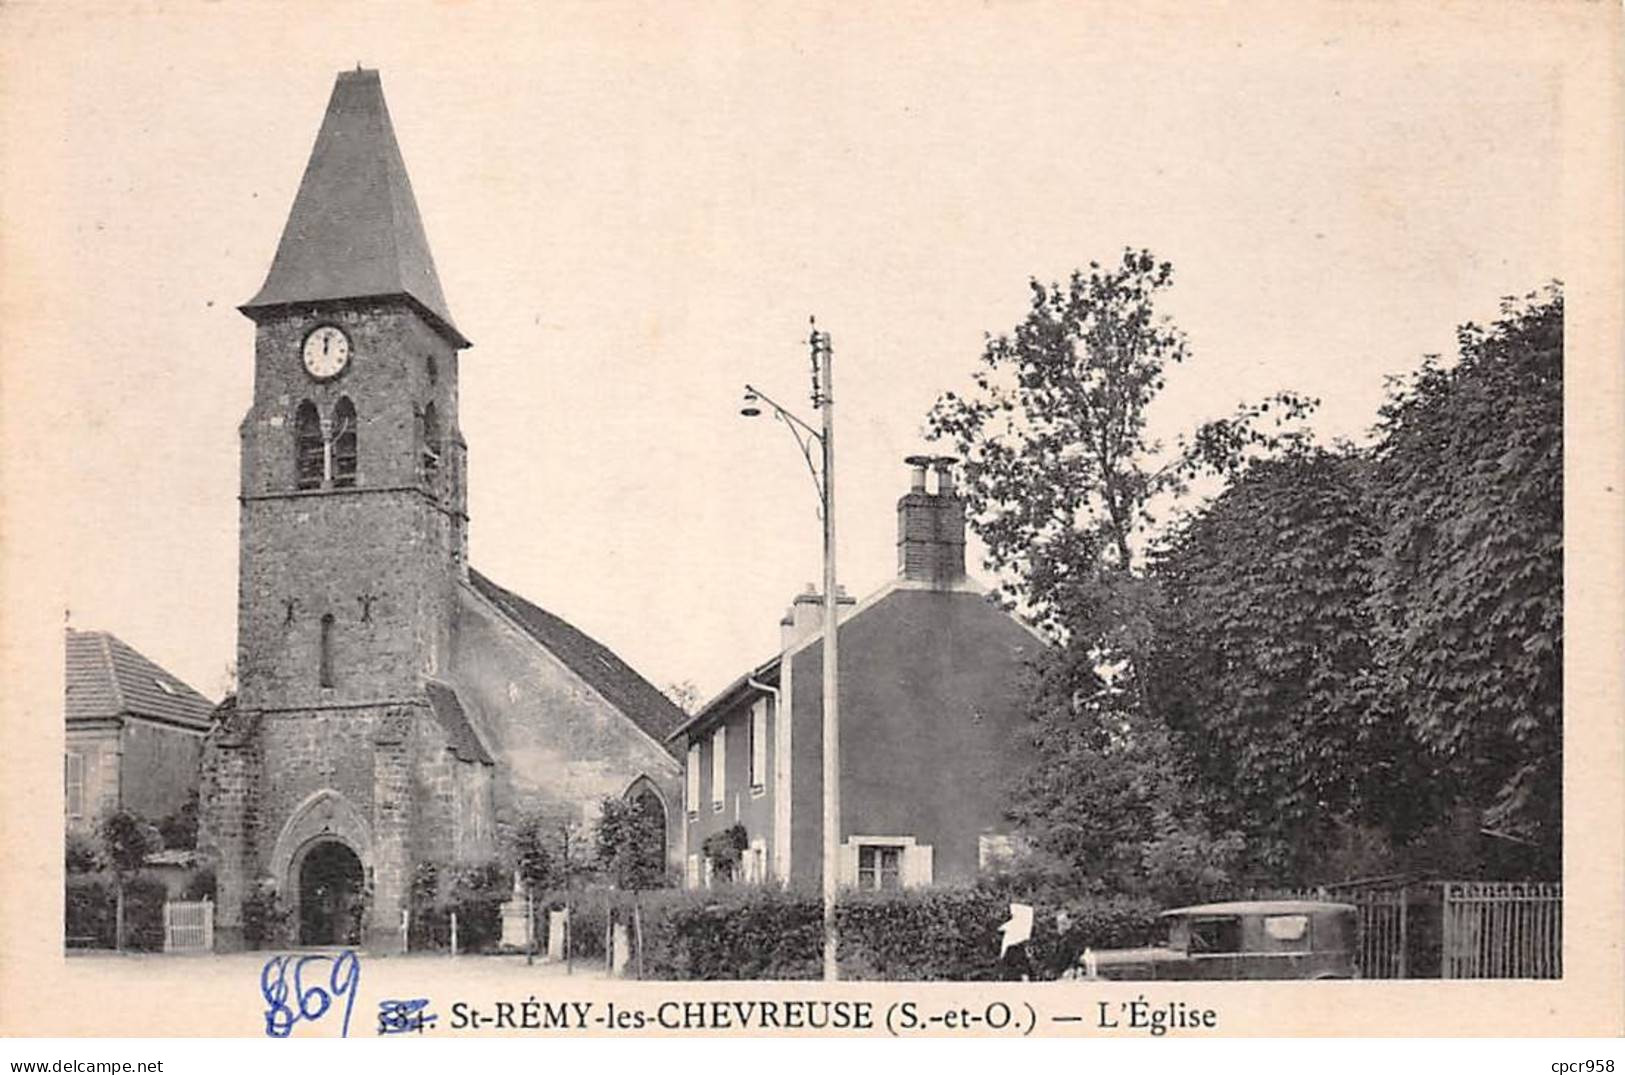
[904,454,932,493]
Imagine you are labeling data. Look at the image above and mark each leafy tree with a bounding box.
[98,809,160,950]
[663,681,703,715]
[1147,448,1441,880]
[928,249,1312,890]
[927,248,1313,642]
[1367,285,1563,870]
[158,790,200,851]
[512,811,557,893]
[1006,675,1243,904]
[595,795,668,891]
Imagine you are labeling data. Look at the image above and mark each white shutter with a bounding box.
[65,754,84,819]
[711,728,726,807]
[838,842,859,887]
[751,700,769,788]
[686,743,700,815]
[903,844,934,888]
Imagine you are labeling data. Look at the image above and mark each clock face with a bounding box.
[302,325,351,380]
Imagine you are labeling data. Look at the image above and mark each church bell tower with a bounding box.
[204,68,473,950]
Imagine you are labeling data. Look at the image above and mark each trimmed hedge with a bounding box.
[634,885,1160,981]
[65,874,168,951]
[66,876,115,947]
[642,887,822,980]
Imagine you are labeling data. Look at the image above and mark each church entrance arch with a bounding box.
[269,789,374,947]
[297,840,365,946]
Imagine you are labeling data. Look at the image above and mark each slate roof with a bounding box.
[241,68,468,348]
[469,570,687,752]
[666,654,779,743]
[64,629,215,731]
[425,679,495,765]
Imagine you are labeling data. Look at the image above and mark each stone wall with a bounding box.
[450,583,684,869]
[235,300,464,713]
[117,718,205,823]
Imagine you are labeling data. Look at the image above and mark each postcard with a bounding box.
[1,0,1619,1043]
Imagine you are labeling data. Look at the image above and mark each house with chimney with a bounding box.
[669,456,1043,891]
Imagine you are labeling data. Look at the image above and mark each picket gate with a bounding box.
[163,898,214,953]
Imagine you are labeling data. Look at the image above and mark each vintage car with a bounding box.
[1079,899,1359,980]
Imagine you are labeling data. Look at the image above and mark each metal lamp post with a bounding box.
[740,318,841,982]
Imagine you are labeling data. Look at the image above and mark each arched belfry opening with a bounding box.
[331,397,358,488]
[297,840,365,946]
[294,401,323,490]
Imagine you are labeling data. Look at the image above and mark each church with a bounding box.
[199,68,685,950]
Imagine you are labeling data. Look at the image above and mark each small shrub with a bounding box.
[158,791,200,851]
[182,866,217,902]
[701,825,748,883]
[66,876,114,947]
[66,831,102,874]
[409,859,513,952]
[67,873,168,951]
[241,884,290,950]
[121,875,167,952]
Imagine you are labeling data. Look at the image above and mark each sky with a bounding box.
[0,1,1572,705]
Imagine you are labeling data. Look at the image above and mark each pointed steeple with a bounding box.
[242,68,468,347]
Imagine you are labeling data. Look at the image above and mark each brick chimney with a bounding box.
[897,455,966,586]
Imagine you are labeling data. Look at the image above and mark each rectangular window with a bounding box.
[979,833,1016,871]
[1264,914,1309,942]
[710,727,725,810]
[685,854,701,889]
[857,845,903,891]
[750,699,769,792]
[686,742,700,817]
[65,753,84,819]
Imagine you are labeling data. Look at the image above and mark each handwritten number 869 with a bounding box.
[260,950,361,1038]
